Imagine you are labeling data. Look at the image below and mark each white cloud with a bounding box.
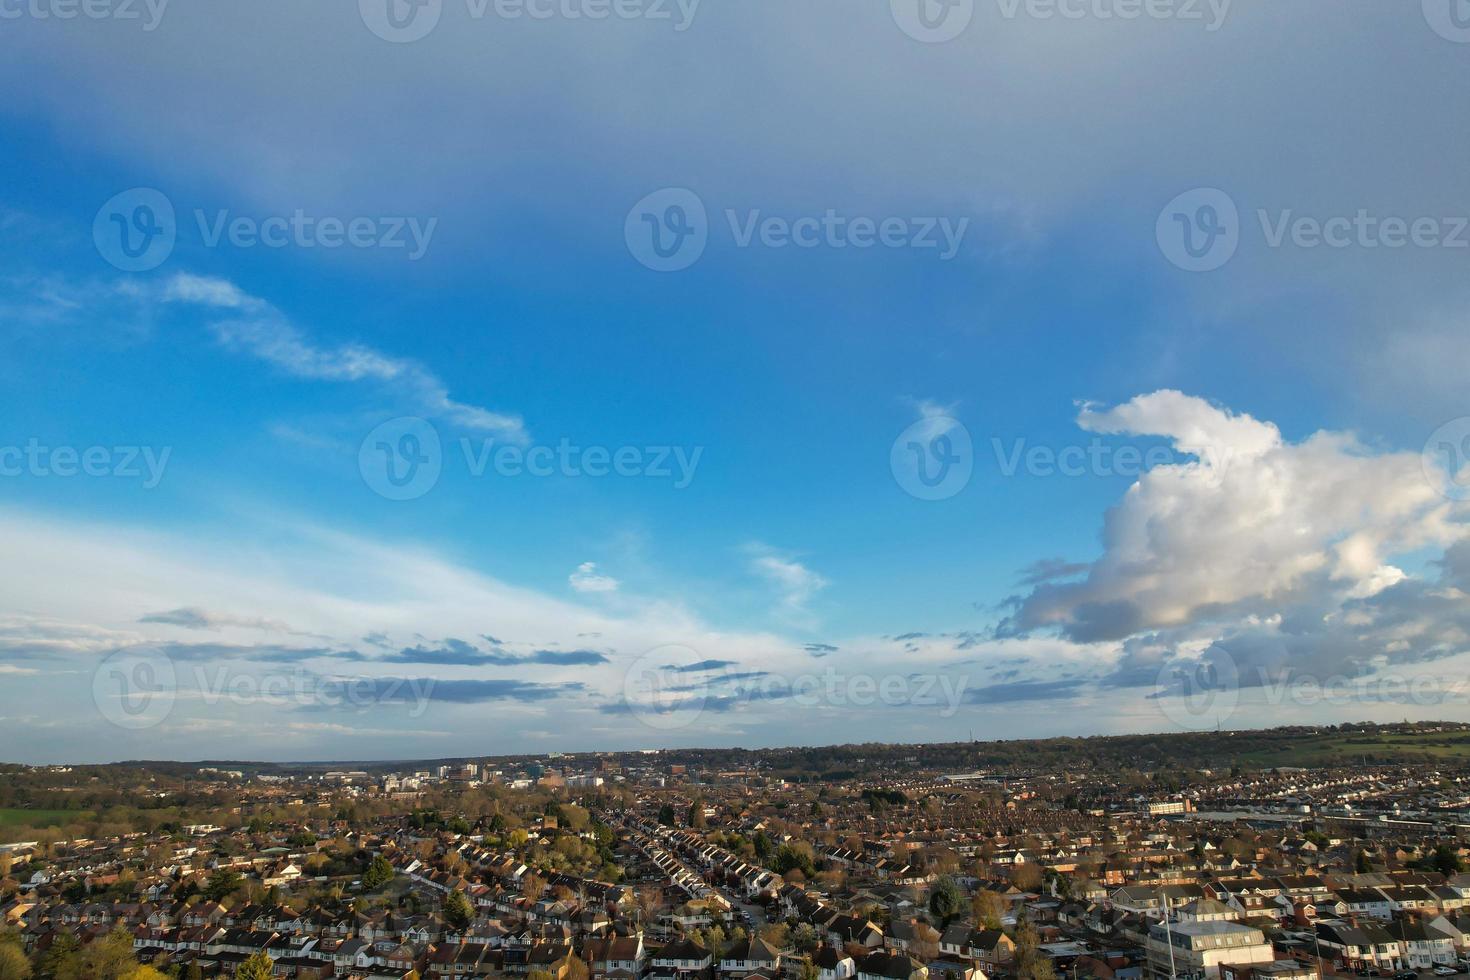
[0,506,817,760]
[1007,391,1468,650]
[569,562,619,594]
[163,273,528,441]
[903,397,965,443]
[747,545,829,626]
[164,272,258,309]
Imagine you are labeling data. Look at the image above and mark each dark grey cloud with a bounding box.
[964,679,1088,704]
[668,670,771,693]
[804,643,838,658]
[140,641,339,663]
[140,606,305,634]
[529,649,608,666]
[1016,558,1090,588]
[306,676,585,706]
[360,641,609,668]
[662,659,737,673]
[385,639,494,666]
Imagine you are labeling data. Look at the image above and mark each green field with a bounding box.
[0,807,92,828]
[1232,729,1470,767]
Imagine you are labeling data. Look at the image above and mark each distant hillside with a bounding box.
[65,719,1470,775]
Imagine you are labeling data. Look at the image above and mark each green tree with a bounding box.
[35,932,81,979]
[0,944,31,980]
[1429,844,1464,875]
[772,844,816,879]
[362,854,395,890]
[120,969,169,980]
[928,875,965,926]
[204,868,242,902]
[444,889,475,931]
[973,890,1005,930]
[797,959,819,980]
[1013,921,1056,980]
[75,926,140,980]
[561,955,590,980]
[235,952,274,980]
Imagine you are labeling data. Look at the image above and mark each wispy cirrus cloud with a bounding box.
[747,543,828,626]
[164,272,527,441]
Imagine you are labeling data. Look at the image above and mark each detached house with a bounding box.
[858,951,927,980]
[585,934,647,979]
[652,937,713,979]
[813,945,857,980]
[720,936,782,978]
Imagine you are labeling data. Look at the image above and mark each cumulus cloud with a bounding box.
[1004,391,1465,645]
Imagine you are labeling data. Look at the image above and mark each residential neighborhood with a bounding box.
[8,726,1470,979]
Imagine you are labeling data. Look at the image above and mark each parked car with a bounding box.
[1430,966,1455,976]
[1394,970,1419,980]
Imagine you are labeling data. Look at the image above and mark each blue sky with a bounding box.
[3,0,1470,762]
